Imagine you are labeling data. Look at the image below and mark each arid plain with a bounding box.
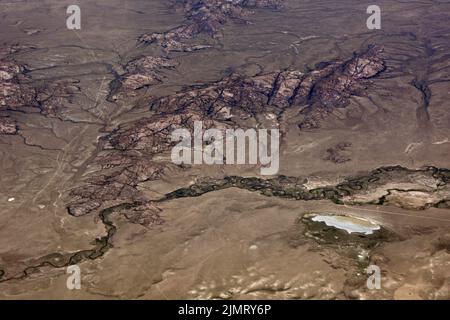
[0,0,450,299]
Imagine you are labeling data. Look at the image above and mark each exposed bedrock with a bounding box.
[139,0,285,52]
[0,116,17,135]
[150,45,385,128]
[108,56,178,102]
[65,45,385,217]
[0,45,81,133]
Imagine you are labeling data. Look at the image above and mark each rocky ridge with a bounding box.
[67,45,385,217]
[139,0,285,52]
[0,45,80,134]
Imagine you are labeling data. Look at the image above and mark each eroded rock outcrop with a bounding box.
[151,45,385,128]
[109,56,178,101]
[34,79,81,116]
[0,47,33,134]
[297,45,385,129]
[0,52,33,110]
[139,0,285,52]
[67,156,167,217]
[322,142,352,164]
[0,117,17,135]
[118,202,164,227]
[67,46,385,217]
[0,45,81,133]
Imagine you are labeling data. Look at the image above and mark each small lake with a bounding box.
[311,214,381,235]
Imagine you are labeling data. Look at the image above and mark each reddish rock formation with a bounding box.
[67,45,385,217]
[322,142,352,164]
[109,56,178,101]
[0,55,33,110]
[0,117,17,135]
[298,46,385,129]
[151,45,385,126]
[67,154,168,217]
[0,47,33,134]
[34,79,81,116]
[0,45,81,133]
[139,0,285,52]
[119,202,164,227]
